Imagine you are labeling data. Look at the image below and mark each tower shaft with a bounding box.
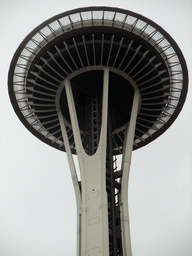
[57,68,140,255]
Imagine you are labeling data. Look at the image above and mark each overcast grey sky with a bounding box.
[1,0,192,255]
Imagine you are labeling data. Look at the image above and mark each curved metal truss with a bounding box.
[8,7,188,153]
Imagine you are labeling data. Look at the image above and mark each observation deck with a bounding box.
[8,7,188,154]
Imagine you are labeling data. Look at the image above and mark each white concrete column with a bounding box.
[56,86,82,256]
[64,68,110,256]
[120,89,140,256]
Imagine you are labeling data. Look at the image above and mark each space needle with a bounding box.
[8,7,188,256]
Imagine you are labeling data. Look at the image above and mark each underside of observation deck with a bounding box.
[8,7,188,154]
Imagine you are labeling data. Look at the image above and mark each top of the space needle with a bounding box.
[8,6,188,154]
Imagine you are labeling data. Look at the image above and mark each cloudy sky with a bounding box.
[1,0,192,255]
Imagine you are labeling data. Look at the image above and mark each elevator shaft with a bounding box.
[106,112,122,256]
